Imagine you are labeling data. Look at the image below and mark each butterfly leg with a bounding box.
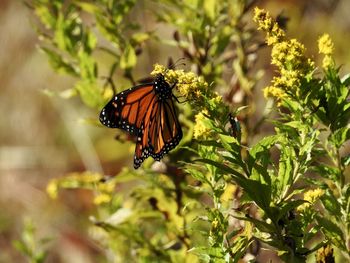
[173,94,188,104]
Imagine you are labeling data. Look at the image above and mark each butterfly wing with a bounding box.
[100,76,182,169]
[133,97,160,168]
[99,84,156,135]
[149,98,183,160]
[133,98,182,169]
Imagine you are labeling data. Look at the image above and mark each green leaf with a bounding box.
[230,234,252,262]
[34,5,56,29]
[312,164,340,181]
[197,139,223,149]
[277,146,294,194]
[194,158,245,181]
[341,73,350,86]
[341,154,350,166]
[218,133,240,153]
[250,135,281,160]
[251,162,271,187]
[54,13,70,51]
[329,127,350,148]
[277,200,307,221]
[75,2,100,13]
[316,216,345,247]
[240,178,271,211]
[78,51,98,80]
[40,47,78,76]
[120,44,137,70]
[320,190,341,217]
[233,215,274,233]
[185,166,209,184]
[247,135,281,177]
[84,29,97,53]
[189,246,225,261]
[203,0,217,20]
[75,80,104,109]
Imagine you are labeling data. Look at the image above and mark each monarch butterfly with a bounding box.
[99,74,182,169]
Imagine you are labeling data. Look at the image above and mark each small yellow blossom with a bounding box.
[322,55,334,69]
[207,92,223,110]
[297,188,325,212]
[211,218,219,229]
[220,184,237,203]
[211,93,222,104]
[271,40,308,72]
[305,188,325,202]
[266,34,280,46]
[253,7,285,45]
[98,182,115,193]
[263,85,286,99]
[151,64,167,76]
[209,218,219,236]
[318,34,335,69]
[193,110,211,139]
[151,64,208,99]
[254,7,315,104]
[45,172,115,204]
[47,179,59,199]
[65,172,103,185]
[94,193,112,205]
[318,34,334,55]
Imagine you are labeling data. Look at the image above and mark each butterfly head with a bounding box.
[153,74,173,101]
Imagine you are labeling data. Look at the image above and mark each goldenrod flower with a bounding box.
[263,85,286,99]
[193,110,211,139]
[253,7,285,45]
[47,179,59,199]
[94,193,112,205]
[322,55,334,69]
[254,8,315,101]
[98,181,115,193]
[151,64,208,99]
[318,34,335,69]
[297,188,325,212]
[45,172,116,206]
[318,34,334,55]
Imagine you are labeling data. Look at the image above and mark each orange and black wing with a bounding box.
[99,84,156,135]
[133,96,160,169]
[133,97,182,168]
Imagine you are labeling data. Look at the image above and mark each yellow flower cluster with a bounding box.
[318,34,334,55]
[318,34,335,69]
[263,85,286,99]
[254,7,315,100]
[193,109,211,139]
[46,172,116,205]
[297,188,325,212]
[253,7,285,45]
[151,64,208,99]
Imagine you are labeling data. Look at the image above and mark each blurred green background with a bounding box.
[1,0,350,262]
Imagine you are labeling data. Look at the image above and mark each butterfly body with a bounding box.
[153,74,173,100]
[100,74,182,169]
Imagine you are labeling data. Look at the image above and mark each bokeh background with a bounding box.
[1,0,350,262]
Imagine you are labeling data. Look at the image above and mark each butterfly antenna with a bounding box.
[168,57,187,70]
